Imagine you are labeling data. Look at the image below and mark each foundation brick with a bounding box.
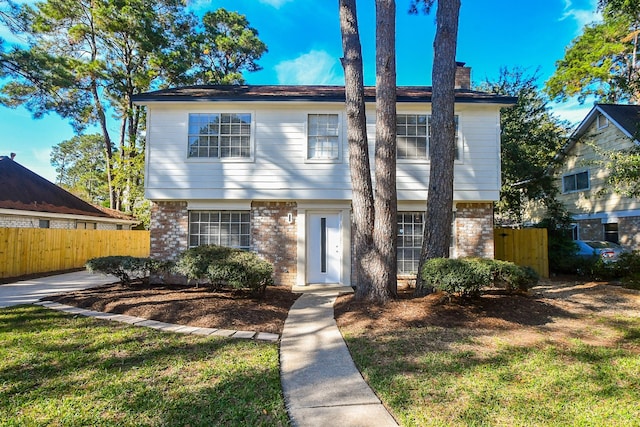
[150,201,188,261]
[619,216,640,250]
[455,202,495,258]
[576,219,602,241]
[251,201,297,287]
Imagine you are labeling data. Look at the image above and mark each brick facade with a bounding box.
[150,201,189,261]
[148,200,497,286]
[619,216,640,250]
[576,216,640,251]
[576,219,603,241]
[251,201,297,287]
[455,202,494,258]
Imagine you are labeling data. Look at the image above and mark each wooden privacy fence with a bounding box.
[0,228,150,279]
[494,228,549,278]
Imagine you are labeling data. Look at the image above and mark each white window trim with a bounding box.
[185,111,256,163]
[397,211,425,275]
[396,113,464,164]
[304,112,343,164]
[562,170,590,193]
[596,113,609,130]
[188,210,251,249]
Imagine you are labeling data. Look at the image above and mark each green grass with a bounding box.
[0,306,288,427]
[342,320,640,427]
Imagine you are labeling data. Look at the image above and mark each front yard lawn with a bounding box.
[336,279,640,426]
[0,305,288,427]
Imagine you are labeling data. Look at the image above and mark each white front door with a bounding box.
[307,212,342,283]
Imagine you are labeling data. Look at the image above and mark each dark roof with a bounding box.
[0,156,130,220]
[132,84,516,105]
[555,103,640,165]
[597,104,640,139]
[572,104,640,141]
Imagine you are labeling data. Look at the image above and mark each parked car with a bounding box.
[574,240,626,262]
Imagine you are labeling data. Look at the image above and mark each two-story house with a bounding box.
[554,104,640,250]
[133,68,515,288]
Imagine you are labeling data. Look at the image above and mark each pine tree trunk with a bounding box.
[339,0,375,299]
[415,0,461,295]
[87,3,116,210]
[370,0,397,302]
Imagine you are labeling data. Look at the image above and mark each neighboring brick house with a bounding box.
[0,155,138,230]
[554,104,640,250]
[133,67,515,288]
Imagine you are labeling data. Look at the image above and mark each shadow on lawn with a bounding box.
[0,305,289,426]
[349,330,639,426]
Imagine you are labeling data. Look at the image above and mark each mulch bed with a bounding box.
[47,280,300,335]
[45,276,640,342]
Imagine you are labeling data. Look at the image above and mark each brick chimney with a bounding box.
[454,61,471,90]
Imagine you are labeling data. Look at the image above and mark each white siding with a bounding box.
[145,101,502,202]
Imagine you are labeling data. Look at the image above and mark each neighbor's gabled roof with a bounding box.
[572,103,640,142]
[132,84,517,105]
[0,156,135,222]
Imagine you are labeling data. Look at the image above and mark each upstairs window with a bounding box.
[562,171,589,193]
[188,113,252,158]
[397,114,461,160]
[397,114,428,159]
[597,113,609,130]
[308,114,340,160]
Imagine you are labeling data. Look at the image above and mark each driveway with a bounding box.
[0,270,117,308]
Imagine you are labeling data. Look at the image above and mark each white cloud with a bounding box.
[275,50,344,85]
[258,0,294,8]
[560,0,602,33]
[549,97,594,127]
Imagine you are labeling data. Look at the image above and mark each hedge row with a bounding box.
[86,245,274,296]
[421,257,539,297]
[173,245,274,295]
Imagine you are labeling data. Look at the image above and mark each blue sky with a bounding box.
[0,0,601,181]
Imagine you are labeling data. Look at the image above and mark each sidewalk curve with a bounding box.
[280,290,398,427]
[0,270,117,308]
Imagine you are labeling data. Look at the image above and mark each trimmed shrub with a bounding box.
[612,250,640,278]
[421,258,492,297]
[148,259,175,282]
[173,245,233,287]
[173,245,274,295]
[86,256,152,286]
[488,259,539,291]
[579,250,640,282]
[206,249,274,296]
[421,257,539,297]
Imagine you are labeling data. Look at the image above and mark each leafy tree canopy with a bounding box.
[480,68,570,224]
[546,0,640,102]
[51,134,111,205]
[602,145,640,197]
[0,1,267,217]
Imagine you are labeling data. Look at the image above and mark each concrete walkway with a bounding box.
[0,270,118,308]
[281,288,399,427]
